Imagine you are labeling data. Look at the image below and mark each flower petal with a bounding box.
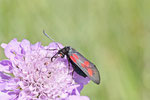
[0,72,11,80]
[67,95,90,100]
[4,39,21,59]
[20,39,31,53]
[1,43,7,49]
[0,60,13,72]
[0,91,11,100]
[74,72,90,85]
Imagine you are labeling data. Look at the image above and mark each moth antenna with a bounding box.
[43,30,61,49]
[43,30,55,42]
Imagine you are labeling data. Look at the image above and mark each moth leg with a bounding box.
[67,57,71,70]
[66,57,72,75]
[72,70,75,79]
[51,53,59,62]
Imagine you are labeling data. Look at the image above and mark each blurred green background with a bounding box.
[0,0,150,100]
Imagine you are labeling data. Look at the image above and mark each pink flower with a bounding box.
[0,39,90,100]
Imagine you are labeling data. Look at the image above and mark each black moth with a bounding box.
[43,31,100,85]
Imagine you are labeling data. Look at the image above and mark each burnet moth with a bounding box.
[43,30,100,85]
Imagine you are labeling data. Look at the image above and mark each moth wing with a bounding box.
[68,48,100,84]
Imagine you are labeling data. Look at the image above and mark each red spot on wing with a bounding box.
[81,63,85,68]
[84,61,89,67]
[81,61,90,68]
[70,56,77,63]
[73,54,79,59]
[87,68,93,76]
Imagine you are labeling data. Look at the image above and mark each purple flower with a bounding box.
[0,39,90,100]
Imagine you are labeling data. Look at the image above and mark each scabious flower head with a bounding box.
[0,39,90,100]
